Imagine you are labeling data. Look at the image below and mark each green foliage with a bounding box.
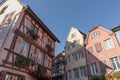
[112,71,120,80]
[91,75,99,80]
[101,74,110,80]
[37,65,47,75]
[101,74,106,80]
[15,55,33,68]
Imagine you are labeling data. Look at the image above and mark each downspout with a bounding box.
[84,43,90,80]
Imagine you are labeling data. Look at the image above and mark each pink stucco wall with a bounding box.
[85,26,120,75]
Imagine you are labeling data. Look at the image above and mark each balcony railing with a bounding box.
[3,48,50,78]
[13,28,54,58]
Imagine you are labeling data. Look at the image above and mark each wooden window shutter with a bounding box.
[95,42,102,52]
[98,42,102,51]
[95,43,98,52]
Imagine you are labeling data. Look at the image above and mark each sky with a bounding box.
[1,0,120,55]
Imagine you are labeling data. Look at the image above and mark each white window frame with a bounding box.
[89,62,97,75]
[110,57,120,70]
[91,31,99,38]
[104,38,114,49]
[79,66,86,77]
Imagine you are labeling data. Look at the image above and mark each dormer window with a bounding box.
[71,32,76,39]
[91,31,99,38]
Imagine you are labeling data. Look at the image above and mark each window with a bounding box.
[31,24,37,34]
[68,70,72,79]
[20,41,25,54]
[110,57,120,70]
[79,66,86,77]
[72,53,78,61]
[75,53,78,61]
[5,73,24,80]
[74,40,79,47]
[92,31,99,38]
[95,42,102,52]
[72,54,75,62]
[68,55,72,63]
[104,38,114,49]
[71,33,76,39]
[20,41,30,57]
[41,53,45,65]
[73,68,79,78]
[78,49,84,59]
[89,62,97,75]
[68,44,73,50]
[2,11,15,24]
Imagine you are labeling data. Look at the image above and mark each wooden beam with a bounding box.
[4,48,51,70]
[13,29,54,58]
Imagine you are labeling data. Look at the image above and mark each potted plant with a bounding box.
[29,30,35,37]
[45,44,53,52]
[15,55,33,68]
[37,65,47,75]
[32,34,39,41]
[112,71,120,80]
[91,75,99,80]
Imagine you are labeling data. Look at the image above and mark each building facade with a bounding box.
[65,27,88,80]
[85,25,120,80]
[52,51,65,80]
[0,0,59,80]
[112,25,120,45]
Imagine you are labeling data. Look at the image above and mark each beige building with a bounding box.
[65,27,88,80]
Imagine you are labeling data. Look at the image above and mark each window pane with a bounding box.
[20,41,25,54]
[80,66,86,77]
[89,63,97,75]
[110,57,120,70]
[104,39,114,49]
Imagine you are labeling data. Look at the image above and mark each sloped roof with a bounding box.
[85,25,113,44]
[26,6,60,43]
[111,25,120,32]
[0,0,60,43]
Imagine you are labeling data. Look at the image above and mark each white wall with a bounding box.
[115,31,120,45]
[0,0,23,24]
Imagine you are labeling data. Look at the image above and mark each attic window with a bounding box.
[91,31,99,38]
[0,5,8,14]
[71,33,76,39]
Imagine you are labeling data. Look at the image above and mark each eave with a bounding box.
[25,6,60,43]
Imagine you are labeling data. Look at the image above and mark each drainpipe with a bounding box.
[84,43,90,80]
